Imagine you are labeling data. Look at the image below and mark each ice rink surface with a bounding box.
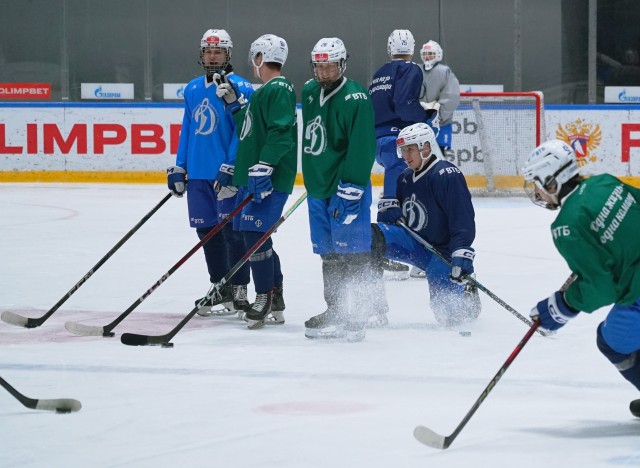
[2,183,639,468]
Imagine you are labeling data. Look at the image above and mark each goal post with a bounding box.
[447,91,546,195]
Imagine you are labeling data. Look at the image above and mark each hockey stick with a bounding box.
[65,194,253,337]
[397,221,546,335]
[0,375,81,413]
[1,192,173,329]
[121,191,308,348]
[414,273,577,449]
[414,320,539,449]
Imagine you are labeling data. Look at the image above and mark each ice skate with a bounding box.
[232,284,251,320]
[304,309,345,339]
[343,321,366,343]
[367,311,389,328]
[245,291,273,330]
[271,285,285,312]
[409,266,426,279]
[195,282,234,317]
[381,258,410,281]
[263,285,285,324]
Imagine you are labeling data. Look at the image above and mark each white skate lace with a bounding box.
[233,285,248,302]
[253,293,269,312]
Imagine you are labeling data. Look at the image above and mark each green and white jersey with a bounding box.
[553,174,640,312]
[301,77,376,199]
[232,76,297,194]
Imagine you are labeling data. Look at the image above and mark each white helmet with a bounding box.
[249,34,288,67]
[199,29,232,74]
[396,123,438,169]
[522,139,579,210]
[311,37,348,88]
[387,29,415,57]
[421,40,443,70]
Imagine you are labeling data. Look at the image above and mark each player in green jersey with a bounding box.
[301,37,389,342]
[523,139,640,417]
[215,34,297,329]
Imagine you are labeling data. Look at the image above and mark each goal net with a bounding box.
[447,92,546,195]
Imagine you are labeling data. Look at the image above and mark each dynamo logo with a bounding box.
[303,116,327,156]
[239,107,253,140]
[403,193,428,230]
[193,98,218,135]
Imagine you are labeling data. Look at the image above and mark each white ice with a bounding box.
[1,183,639,468]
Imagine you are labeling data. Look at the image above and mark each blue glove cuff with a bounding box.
[550,291,579,321]
[336,181,364,201]
[378,197,400,211]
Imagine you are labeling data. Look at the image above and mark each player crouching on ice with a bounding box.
[373,122,481,327]
[523,139,640,417]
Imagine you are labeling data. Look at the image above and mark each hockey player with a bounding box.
[373,122,481,326]
[301,37,388,342]
[523,139,640,417]
[167,29,254,318]
[419,40,460,154]
[369,30,436,279]
[216,34,297,329]
[369,30,436,199]
[408,40,461,280]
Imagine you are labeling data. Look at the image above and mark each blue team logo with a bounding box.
[240,107,253,140]
[193,98,218,136]
[303,116,327,156]
[403,193,428,230]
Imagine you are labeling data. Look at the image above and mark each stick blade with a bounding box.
[121,332,172,347]
[34,398,82,413]
[413,425,448,449]
[64,321,107,337]
[121,332,151,346]
[1,311,31,327]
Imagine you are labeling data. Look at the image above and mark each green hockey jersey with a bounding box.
[232,76,297,194]
[301,77,376,199]
[553,174,640,312]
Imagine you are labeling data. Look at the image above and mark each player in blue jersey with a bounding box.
[167,29,254,318]
[369,30,438,199]
[373,122,481,326]
[409,39,461,280]
[369,30,438,279]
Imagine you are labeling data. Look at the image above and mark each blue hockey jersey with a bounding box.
[369,60,428,138]
[396,159,475,257]
[175,73,254,180]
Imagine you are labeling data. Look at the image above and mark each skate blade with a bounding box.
[367,314,389,328]
[344,331,366,343]
[196,305,235,317]
[264,310,285,325]
[304,325,345,340]
[383,270,410,281]
[246,318,266,330]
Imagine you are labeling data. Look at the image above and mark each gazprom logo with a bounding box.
[94,85,122,99]
[163,83,187,100]
[617,89,640,103]
[81,83,133,99]
[605,86,640,103]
